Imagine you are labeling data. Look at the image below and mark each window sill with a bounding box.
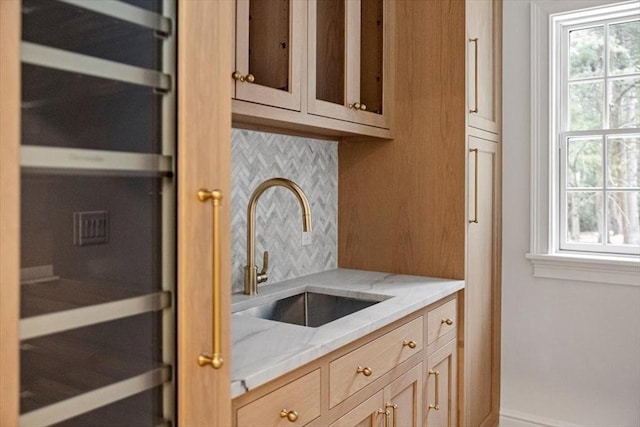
[526,253,640,287]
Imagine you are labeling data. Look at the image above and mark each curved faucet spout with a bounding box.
[245,178,312,295]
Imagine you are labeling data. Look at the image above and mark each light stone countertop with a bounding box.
[230,268,464,398]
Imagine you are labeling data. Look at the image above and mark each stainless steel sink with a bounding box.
[234,291,383,327]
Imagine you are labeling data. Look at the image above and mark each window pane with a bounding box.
[569,26,604,79]
[609,78,640,129]
[609,20,640,76]
[607,191,640,245]
[569,81,603,130]
[567,137,603,187]
[566,191,603,243]
[608,136,640,188]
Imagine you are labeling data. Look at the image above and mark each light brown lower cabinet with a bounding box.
[425,339,457,427]
[232,294,458,427]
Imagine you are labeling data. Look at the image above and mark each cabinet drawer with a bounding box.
[329,317,423,408]
[427,299,457,346]
[237,370,321,427]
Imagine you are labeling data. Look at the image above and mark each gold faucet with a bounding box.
[244,178,312,295]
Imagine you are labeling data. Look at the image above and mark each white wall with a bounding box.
[501,1,640,426]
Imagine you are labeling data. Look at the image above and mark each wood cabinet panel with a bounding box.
[384,363,423,427]
[338,0,466,279]
[465,136,500,427]
[237,370,321,427]
[425,339,457,427]
[0,1,21,425]
[330,390,385,427]
[427,299,457,347]
[467,0,501,134]
[177,0,234,424]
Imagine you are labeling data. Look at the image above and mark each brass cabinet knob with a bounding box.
[441,318,453,326]
[280,409,298,422]
[348,102,367,111]
[232,71,255,83]
[403,340,417,349]
[356,366,372,376]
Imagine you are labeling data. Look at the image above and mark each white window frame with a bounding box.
[528,0,640,286]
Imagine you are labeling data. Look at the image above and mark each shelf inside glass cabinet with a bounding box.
[20,313,165,413]
[22,0,164,70]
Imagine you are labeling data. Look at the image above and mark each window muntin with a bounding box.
[558,14,639,256]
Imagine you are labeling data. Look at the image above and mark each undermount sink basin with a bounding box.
[234,291,384,327]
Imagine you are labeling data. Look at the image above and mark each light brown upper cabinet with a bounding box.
[467,0,501,134]
[232,0,393,139]
[308,0,394,129]
[233,0,304,111]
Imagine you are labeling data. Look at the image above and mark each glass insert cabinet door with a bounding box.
[18,0,175,425]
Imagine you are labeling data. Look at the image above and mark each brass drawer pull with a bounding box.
[197,189,224,369]
[428,369,440,410]
[232,70,255,83]
[356,366,372,376]
[469,148,479,224]
[469,37,479,113]
[441,318,453,326]
[280,409,298,422]
[403,340,417,349]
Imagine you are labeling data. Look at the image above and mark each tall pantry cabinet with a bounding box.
[0,1,234,426]
[464,0,502,426]
[338,0,502,426]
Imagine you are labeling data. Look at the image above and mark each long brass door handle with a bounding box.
[197,189,224,369]
[469,148,479,224]
[469,38,479,113]
[428,369,440,410]
[376,409,390,427]
[385,403,398,427]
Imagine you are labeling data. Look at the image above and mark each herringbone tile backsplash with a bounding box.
[231,129,338,293]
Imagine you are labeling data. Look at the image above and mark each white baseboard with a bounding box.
[500,409,582,427]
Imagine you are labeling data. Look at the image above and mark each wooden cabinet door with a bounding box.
[465,136,500,427]
[178,1,233,426]
[234,0,304,111]
[331,391,386,427]
[383,363,423,427]
[467,0,501,134]
[425,340,457,427]
[308,0,393,129]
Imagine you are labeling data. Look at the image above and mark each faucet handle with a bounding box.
[257,251,269,284]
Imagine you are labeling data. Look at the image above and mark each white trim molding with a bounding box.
[528,0,640,284]
[527,253,640,286]
[500,408,583,427]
